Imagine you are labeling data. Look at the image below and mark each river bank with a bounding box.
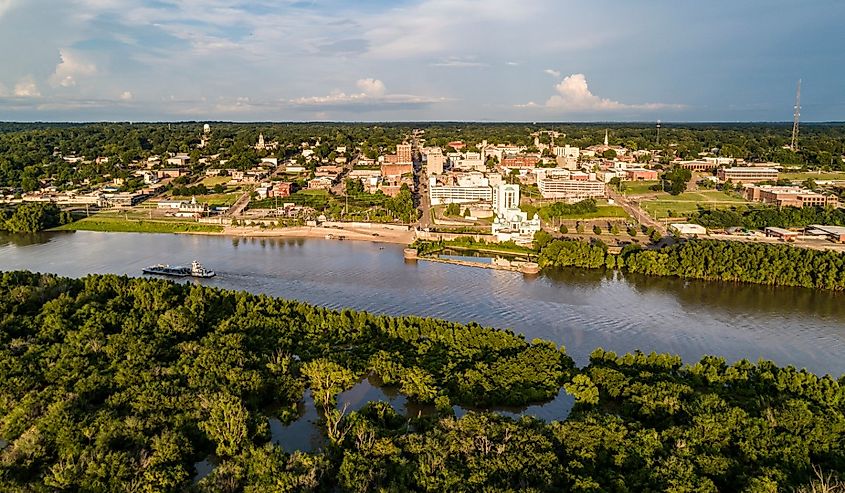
[220,225,415,244]
[55,216,415,244]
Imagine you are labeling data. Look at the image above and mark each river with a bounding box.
[1,230,844,377]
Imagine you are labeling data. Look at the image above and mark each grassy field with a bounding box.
[171,193,241,207]
[54,215,224,234]
[640,191,746,219]
[557,204,630,220]
[781,172,845,181]
[200,176,232,187]
[621,180,660,195]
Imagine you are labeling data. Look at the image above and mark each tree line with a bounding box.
[691,205,845,229]
[539,238,845,290]
[0,272,842,491]
[0,202,72,233]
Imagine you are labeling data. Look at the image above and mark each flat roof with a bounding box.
[808,225,845,235]
[724,167,779,172]
[765,226,798,235]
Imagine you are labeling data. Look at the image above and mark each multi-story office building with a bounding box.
[743,185,839,208]
[428,174,493,205]
[396,144,413,164]
[717,167,779,183]
[423,148,445,175]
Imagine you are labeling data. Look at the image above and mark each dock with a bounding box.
[413,253,540,275]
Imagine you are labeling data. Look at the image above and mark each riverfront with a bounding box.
[2,230,844,376]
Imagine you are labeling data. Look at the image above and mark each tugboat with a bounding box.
[143,260,215,278]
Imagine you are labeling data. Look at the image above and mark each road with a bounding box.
[606,188,667,234]
[225,186,253,217]
[417,170,432,229]
[330,154,358,195]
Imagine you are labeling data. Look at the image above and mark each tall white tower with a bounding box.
[493,183,520,217]
[604,129,609,147]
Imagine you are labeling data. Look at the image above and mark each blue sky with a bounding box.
[0,0,842,122]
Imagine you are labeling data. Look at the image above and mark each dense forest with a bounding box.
[0,122,843,190]
[539,238,845,290]
[0,203,72,233]
[0,272,842,492]
[691,205,845,229]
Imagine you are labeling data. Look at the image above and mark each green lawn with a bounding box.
[621,180,660,195]
[556,205,630,220]
[54,216,223,234]
[199,176,231,187]
[640,191,746,219]
[781,172,845,181]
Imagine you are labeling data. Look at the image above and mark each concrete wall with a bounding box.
[415,230,497,243]
[322,221,410,232]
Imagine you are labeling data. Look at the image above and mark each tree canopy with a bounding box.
[0,272,842,492]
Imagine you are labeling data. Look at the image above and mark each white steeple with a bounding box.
[604,129,609,147]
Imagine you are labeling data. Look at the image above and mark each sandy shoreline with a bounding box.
[211,225,416,245]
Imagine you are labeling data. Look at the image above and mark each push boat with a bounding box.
[142,260,215,278]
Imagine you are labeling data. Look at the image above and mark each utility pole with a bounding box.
[791,79,801,151]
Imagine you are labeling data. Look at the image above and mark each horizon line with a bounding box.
[1,120,844,125]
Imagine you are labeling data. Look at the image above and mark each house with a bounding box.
[269,182,295,198]
[625,168,659,181]
[167,154,191,167]
[156,168,188,179]
[308,176,333,190]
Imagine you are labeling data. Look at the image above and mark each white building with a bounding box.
[423,147,445,175]
[536,168,606,201]
[449,151,486,172]
[669,223,708,236]
[429,174,493,206]
[491,184,541,244]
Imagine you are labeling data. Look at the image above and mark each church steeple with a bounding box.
[604,129,609,147]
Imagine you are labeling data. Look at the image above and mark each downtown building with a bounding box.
[536,168,606,201]
[428,174,494,206]
[491,183,541,244]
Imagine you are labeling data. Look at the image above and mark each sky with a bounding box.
[0,0,843,122]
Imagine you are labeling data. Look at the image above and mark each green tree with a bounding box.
[199,393,250,458]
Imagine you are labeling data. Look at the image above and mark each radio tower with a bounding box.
[790,79,801,151]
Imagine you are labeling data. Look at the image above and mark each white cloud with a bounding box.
[119,91,133,101]
[364,0,544,59]
[50,49,97,87]
[532,73,684,112]
[0,82,8,97]
[431,57,488,68]
[14,76,40,97]
[0,0,15,19]
[544,69,561,78]
[356,78,386,97]
[291,78,446,110]
[505,61,520,66]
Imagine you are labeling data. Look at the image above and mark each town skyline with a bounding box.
[1,0,843,122]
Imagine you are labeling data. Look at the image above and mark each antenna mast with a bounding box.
[791,79,801,151]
